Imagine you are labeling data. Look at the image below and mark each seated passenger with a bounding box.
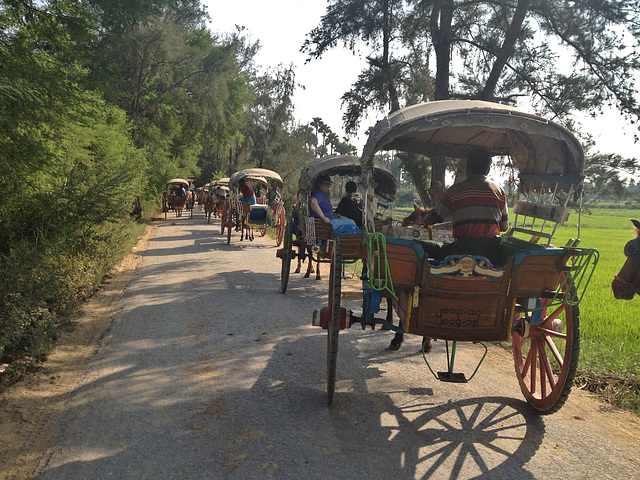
[420,147,509,265]
[310,175,357,231]
[238,178,256,205]
[335,181,363,228]
[215,185,227,200]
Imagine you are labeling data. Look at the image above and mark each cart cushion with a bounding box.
[249,205,268,223]
[384,237,425,260]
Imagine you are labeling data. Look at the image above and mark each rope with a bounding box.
[363,230,397,300]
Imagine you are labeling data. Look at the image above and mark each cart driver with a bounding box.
[420,147,509,265]
[238,178,256,205]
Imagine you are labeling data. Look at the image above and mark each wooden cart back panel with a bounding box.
[335,234,363,260]
[374,241,423,288]
[304,218,363,260]
[510,249,567,296]
[413,265,512,342]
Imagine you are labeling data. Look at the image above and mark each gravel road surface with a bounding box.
[2,215,639,480]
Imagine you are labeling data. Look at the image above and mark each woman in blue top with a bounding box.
[310,175,357,231]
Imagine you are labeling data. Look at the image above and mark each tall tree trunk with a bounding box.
[403,152,432,207]
[482,0,531,100]
[428,0,454,206]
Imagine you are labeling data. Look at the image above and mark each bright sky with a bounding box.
[204,0,371,148]
[203,0,639,160]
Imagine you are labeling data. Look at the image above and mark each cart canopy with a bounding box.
[213,177,230,187]
[167,178,190,186]
[298,154,397,201]
[361,100,584,188]
[229,169,283,189]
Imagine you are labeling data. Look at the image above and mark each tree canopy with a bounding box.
[302,0,640,205]
[0,0,315,362]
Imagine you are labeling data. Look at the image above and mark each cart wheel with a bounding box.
[275,207,285,247]
[258,224,267,237]
[327,237,343,405]
[220,208,226,235]
[226,212,233,245]
[280,222,293,293]
[512,274,580,414]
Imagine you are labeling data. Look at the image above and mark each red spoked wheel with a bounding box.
[512,274,580,414]
[258,224,267,237]
[327,238,343,405]
[275,206,285,247]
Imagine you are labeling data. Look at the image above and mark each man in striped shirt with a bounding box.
[421,147,509,265]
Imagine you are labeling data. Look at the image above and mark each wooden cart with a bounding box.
[277,154,397,293]
[225,169,285,246]
[317,100,599,413]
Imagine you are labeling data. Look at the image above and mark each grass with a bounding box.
[551,209,640,412]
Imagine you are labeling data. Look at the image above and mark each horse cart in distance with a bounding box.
[224,168,285,245]
[277,154,397,294]
[201,182,213,222]
[204,178,229,224]
[163,178,191,219]
[318,100,599,413]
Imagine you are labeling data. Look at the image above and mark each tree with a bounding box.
[583,151,638,201]
[82,2,250,194]
[302,0,436,205]
[303,0,640,205]
[238,65,297,170]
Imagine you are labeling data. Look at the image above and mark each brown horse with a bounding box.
[612,219,640,300]
[402,202,432,226]
[295,246,321,279]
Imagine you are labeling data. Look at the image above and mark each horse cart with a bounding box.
[204,178,228,224]
[317,100,599,413]
[277,154,397,294]
[224,169,285,246]
[162,178,191,219]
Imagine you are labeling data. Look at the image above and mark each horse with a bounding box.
[402,201,432,226]
[387,203,434,352]
[612,219,640,300]
[239,202,255,241]
[294,244,322,279]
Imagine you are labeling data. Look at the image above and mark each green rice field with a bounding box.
[552,209,640,383]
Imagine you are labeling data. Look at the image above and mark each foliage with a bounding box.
[81,2,251,195]
[303,0,640,207]
[0,1,147,366]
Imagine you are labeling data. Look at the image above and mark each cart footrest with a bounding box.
[437,372,468,383]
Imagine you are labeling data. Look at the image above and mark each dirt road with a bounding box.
[1,215,639,479]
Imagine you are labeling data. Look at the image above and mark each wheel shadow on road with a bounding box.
[243,331,546,480]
